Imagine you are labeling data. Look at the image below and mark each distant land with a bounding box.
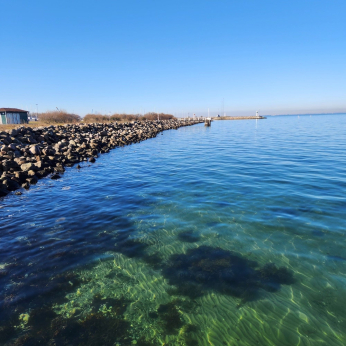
[265,112,346,117]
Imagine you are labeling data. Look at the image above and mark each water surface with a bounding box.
[1,114,346,345]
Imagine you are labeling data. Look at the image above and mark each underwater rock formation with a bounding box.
[162,245,295,301]
[177,230,201,243]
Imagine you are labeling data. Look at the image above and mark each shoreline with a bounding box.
[0,119,202,198]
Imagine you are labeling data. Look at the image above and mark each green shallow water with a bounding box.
[0,115,346,345]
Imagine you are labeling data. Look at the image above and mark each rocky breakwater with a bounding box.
[0,120,199,197]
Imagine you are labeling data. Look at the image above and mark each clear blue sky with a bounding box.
[1,0,345,116]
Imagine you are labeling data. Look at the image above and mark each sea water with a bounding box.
[0,114,345,345]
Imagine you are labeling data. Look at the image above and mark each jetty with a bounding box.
[0,119,203,198]
[212,116,266,120]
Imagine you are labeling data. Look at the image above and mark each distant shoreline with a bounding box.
[265,112,346,117]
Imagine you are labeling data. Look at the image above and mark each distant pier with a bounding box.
[178,117,204,124]
[212,116,266,120]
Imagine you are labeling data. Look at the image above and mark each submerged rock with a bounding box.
[51,173,61,180]
[162,245,295,301]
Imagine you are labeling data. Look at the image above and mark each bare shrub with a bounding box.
[38,111,81,124]
[109,112,175,122]
[83,114,110,123]
[142,112,174,120]
[81,112,175,123]
[110,113,140,122]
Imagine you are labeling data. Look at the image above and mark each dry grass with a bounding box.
[0,121,49,131]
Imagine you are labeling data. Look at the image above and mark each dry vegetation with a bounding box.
[38,110,81,124]
[0,111,176,130]
[84,112,175,123]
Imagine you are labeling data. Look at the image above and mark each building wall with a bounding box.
[0,113,6,124]
[20,113,28,123]
[0,112,28,124]
[6,113,21,124]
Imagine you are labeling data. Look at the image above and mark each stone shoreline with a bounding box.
[0,120,201,198]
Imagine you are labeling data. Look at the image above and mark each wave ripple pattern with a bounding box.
[1,114,346,346]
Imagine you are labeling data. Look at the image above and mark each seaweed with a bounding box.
[28,306,57,330]
[136,336,160,346]
[115,236,149,258]
[157,301,184,334]
[148,311,159,319]
[113,231,165,270]
[141,252,164,270]
[8,300,134,346]
[0,323,17,344]
[177,230,201,243]
[162,246,295,301]
[91,294,130,315]
[181,324,199,346]
[77,312,131,345]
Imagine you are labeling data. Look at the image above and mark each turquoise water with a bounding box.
[1,115,346,345]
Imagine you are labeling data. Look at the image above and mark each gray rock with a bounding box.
[27,170,37,177]
[22,182,30,189]
[2,178,20,191]
[29,145,41,155]
[51,173,61,180]
[26,176,38,184]
[8,143,17,151]
[14,171,28,183]
[2,160,19,171]
[10,129,18,137]
[21,162,35,171]
[0,187,9,197]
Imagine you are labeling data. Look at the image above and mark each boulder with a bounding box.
[21,162,35,171]
[27,170,37,177]
[9,129,18,137]
[34,161,47,170]
[2,160,19,172]
[8,144,17,151]
[26,176,38,184]
[1,178,20,191]
[50,173,61,180]
[54,165,65,173]
[0,187,9,197]
[22,182,30,189]
[36,170,49,178]
[29,145,41,155]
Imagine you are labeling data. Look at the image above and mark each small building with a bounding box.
[0,108,29,124]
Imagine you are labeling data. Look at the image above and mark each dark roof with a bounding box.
[0,108,28,113]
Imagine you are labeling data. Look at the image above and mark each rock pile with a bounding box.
[0,120,201,197]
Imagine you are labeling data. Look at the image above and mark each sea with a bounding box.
[0,114,345,346]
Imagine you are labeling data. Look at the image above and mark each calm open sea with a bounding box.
[1,114,345,346]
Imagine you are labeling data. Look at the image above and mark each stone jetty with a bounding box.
[212,116,266,120]
[0,119,201,197]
